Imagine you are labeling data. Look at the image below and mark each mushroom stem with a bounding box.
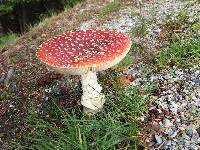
[81,71,105,113]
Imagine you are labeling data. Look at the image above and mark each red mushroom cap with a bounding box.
[36,29,132,75]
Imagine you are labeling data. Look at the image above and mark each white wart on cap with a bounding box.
[36,29,132,75]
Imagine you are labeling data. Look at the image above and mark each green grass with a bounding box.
[129,12,140,18]
[75,9,95,22]
[132,17,147,37]
[192,21,200,32]
[113,55,134,71]
[100,0,121,16]
[148,8,200,69]
[98,0,122,22]
[12,85,150,150]
[0,33,17,49]
[149,35,200,69]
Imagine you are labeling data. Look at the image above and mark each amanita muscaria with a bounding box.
[36,29,132,113]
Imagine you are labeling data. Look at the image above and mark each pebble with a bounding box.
[169,102,179,114]
[186,125,195,137]
[154,134,162,144]
[196,127,200,136]
[163,118,173,128]
[182,133,190,140]
[130,64,200,149]
[170,131,177,138]
[1,67,14,87]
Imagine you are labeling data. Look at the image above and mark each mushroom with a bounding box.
[36,29,132,113]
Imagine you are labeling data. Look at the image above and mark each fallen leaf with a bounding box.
[116,74,135,88]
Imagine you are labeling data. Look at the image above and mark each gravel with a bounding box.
[129,64,200,149]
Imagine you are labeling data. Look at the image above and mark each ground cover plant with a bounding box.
[11,85,150,150]
[0,33,17,49]
[149,8,200,69]
[150,36,200,69]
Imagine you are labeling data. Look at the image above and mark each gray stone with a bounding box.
[163,118,173,127]
[186,125,195,137]
[154,134,162,144]
[170,131,177,138]
[182,132,190,140]
[196,127,200,136]
[169,102,179,114]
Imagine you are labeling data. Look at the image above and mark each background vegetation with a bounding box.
[0,0,84,33]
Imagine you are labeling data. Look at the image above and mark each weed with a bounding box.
[149,36,200,69]
[192,21,200,32]
[161,9,200,43]
[14,84,150,149]
[130,42,146,55]
[98,0,122,22]
[76,9,95,23]
[129,11,140,18]
[148,8,200,69]
[113,55,134,71]
[133,18,147,37]
[0,33,17,49]
[101,0,121,16]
